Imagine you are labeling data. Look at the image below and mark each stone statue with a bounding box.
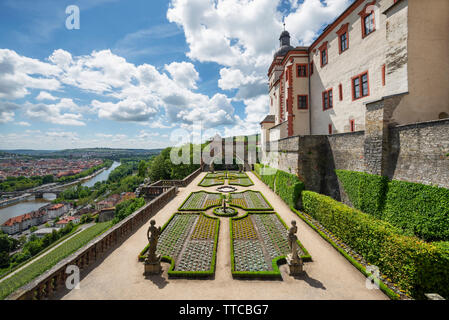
[223,195,227,211]
[144,220,162,275]
[288,220,298,252]
[287,220,303,275]
[146,220,161,262]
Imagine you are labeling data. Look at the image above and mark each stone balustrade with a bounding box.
[6,186,177,300]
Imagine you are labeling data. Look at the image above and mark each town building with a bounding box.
[261,0,449,144]
[1,210,48,235]
[32,227,58,238]
[47,203,70,219]
[55,216,80,228]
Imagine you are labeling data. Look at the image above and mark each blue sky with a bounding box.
[0,0,353,150]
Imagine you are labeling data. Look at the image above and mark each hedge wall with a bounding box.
[336,170,449,241]
[254,163,263,176]
[302,191,449,299]
[383,180,449,242]
[336,170,388,219]
[260,166,276,190]
[274,170,304,208]
[335,170,362,209]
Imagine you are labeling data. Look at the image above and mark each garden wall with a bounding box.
[263,118,449,201]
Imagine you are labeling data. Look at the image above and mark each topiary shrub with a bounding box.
[335,170,363,209]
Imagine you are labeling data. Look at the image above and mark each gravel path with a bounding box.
[59,172,387,300]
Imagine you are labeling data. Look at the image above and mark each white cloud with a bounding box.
[0,101,20,123]
[0,49,60,100]
[164,61,199,89]
[24,99,85,126]
[45,131,80,140]
[36,91,58,101]
[15,121,31,126]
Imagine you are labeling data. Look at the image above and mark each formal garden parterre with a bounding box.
[178,191,222,211]
[229,191,273,211]
[198,171,254,187]
[139,212,219,277]
[231,212,311,278]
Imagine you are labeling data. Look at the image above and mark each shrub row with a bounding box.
[336,170,449,241]
[253,164,304,209]
[275,170,304,209]
[301,191,449,299]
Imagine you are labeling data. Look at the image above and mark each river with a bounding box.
[0,161,120,225]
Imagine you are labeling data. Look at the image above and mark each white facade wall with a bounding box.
[310,0,396,135]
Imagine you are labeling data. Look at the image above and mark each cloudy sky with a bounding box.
[0,0,353,150]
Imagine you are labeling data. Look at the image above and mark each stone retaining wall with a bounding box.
[264,118,449,202]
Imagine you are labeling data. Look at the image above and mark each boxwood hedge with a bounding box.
[383,180,449,242]
[274,170,304,209]
[336,170,449,241]
[301,190,449,299]
[254,164,304,209]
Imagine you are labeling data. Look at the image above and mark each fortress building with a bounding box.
[261,0,449,145]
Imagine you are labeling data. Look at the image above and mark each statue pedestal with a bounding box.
[287,254,304,275]
[144,256,162,275]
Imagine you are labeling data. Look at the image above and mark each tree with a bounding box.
[137,160,147,177]
[0,233,12,254]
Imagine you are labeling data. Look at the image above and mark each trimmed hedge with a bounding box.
[336,170,449,241]
[291,206,400,300]
[275,170,304,209]
[257,164,276,190]
[302,191,449,299]
[253,164,304,209]
[383,180,449,242]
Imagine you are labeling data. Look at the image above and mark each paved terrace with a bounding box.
[58,172,387,300]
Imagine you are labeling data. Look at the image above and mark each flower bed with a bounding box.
[229,191,273,211]
[230,212,311,278]
[229,177,254,187]
[139,212,219,278]
[178,191,221,211]
[198,173,225,187]
[213,207,238,217]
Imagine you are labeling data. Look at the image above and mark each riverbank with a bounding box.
[0,162,119,225]
[0,163,114,209]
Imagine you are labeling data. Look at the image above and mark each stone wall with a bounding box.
[264,118,449,203]
[387,119,449,188]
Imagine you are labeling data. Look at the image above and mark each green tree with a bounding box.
[137,160,147,177]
